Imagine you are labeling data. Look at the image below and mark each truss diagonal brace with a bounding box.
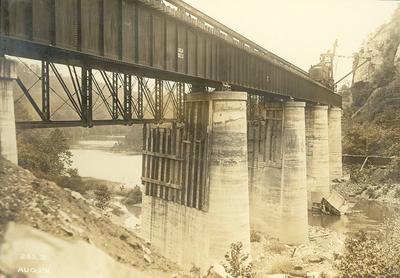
[15,78,46,121]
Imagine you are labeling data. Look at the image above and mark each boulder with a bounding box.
[0,222,152,278]
[205,264,230,278]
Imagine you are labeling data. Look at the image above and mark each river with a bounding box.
[70,139,396,235]
[70,139,142,188]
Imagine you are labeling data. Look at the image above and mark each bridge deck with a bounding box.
[0,0,340,107]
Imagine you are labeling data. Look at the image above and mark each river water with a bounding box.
[70,139,142,188]
[70,139,396,235]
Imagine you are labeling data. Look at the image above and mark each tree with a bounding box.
[17,129,72,179]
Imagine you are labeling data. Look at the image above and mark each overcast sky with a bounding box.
[184,0,398,85]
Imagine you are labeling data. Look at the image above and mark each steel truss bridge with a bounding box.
[0,0,341,128]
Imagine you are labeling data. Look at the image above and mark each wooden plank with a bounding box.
[142,124,148,195]
[202,98,213,211]
[141,150,183,160]
[200,101,208,209]
[191,102,199,208]
[149,126,155,196]
[157,128,164,198]
[176,125,183,203]
[182,102,191,206]
[169,126,176,201]
[141,177,181,190]
[164,128,171,200]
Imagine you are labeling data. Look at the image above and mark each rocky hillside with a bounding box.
[349,5,400,124]
[342,5,400,157]
[0,158,182,277]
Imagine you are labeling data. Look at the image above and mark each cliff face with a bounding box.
[342,6,400,158]
[353,6,400,85]
[349,6,400,124]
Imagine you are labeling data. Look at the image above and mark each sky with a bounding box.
[184,0,399,85]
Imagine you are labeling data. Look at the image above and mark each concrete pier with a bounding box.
[306,105,330,205]
[0,57,17,164]
[206,91,251,262]
[328,107,343,180]
[141,91,250,271]
[248,101,308,245]
[280,101,308,244]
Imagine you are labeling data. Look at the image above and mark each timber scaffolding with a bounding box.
[247,96,283,170]
[142,94,286,211]
[142,97,211,211]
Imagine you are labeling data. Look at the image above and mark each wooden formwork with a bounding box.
[142,98,211,211]
[247,101,283,170]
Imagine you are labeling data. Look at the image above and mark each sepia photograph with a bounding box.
[0,0,399,277]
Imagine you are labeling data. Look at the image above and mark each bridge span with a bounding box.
[0,0,342,272]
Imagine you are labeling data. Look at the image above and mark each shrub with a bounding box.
[337,220,400,278]
[250,230,261,242]
[223,242,256,278]
[55,168,86,194]
[267,255,296,274]
[94,184,112,210]
[123,186,142,206]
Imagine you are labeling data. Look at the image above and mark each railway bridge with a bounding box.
[0,0,342,270]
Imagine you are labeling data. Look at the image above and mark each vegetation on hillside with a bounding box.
[337,219,400,277]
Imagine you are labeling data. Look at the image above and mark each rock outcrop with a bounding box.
[0,158,181,277]
[348,5,400,127]
[353,6,400,85]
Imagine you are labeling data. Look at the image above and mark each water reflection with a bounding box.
[309,199,397,235]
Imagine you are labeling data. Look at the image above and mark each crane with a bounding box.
[309,39,338,89]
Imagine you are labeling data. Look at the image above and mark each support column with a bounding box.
[280,101,308,244]
[329,107,343,180]
[141,91,250,271]
[0,57,18,164]
[205,91,251,262]
[307,105,330,204]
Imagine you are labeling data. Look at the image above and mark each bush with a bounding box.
[123,186,142,206]
[223,242,256,278]
[337,220,400,277]
[94,184,112,210]
[267,255,296,274]
[55,168,86,194]
[250,230,261,242]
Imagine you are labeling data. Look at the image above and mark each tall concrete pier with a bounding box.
[328,107,343,180]
[280,102,308,244]
[0,57,18,164]
[205,91,251,261]
[306,105,330,205]
[248,101,308,245]
[141,91,250,270]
